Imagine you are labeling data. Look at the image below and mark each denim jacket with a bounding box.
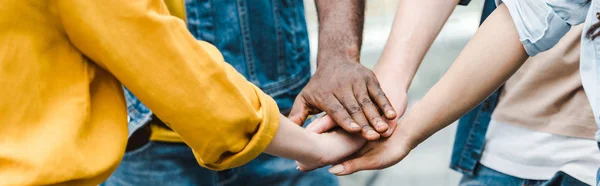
[125,0,311,137]
[451,0,600,176]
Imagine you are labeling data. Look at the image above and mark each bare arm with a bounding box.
[289,0,397,140]
[372,0,462,133]
[326,4,529,175]
[266,115,365,171]
[374,0,460,90]
[396,4,528,148]
[307,0,463,136]
[314,0,364,62]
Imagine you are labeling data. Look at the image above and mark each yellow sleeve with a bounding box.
[55,0,280,170]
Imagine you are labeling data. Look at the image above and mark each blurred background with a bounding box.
[303,0,484,185]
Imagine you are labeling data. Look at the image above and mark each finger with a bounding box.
[321,95,363,134]
[355,84,389,134]
[288,96,311,126]
[367,79,396,120]
[327,156,377,176]
[296,161,317,172]
[381,98,408,137]
[380,119,397,137]
[306,115,337,134]
[336,92,380,140]
[297,160,325,172]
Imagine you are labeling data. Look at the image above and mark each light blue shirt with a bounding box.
[497,0,600,141]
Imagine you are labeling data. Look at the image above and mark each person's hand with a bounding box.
[327,130,413,175]
[372,63,410,136]
[306,117,416,175]
[288,62,397,141]
[296,128,367,172]
[304,67,410,138]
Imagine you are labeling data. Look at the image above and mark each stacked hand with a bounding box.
[290,61,415,175]
[289,61,397,140]
[295,128,366,171]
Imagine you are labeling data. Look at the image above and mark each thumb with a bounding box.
[380,97,408,137]
[288,97,310,126]
[306,115,337,134]
[327,156,376,176]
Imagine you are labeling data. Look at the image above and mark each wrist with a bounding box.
[390,116,425,151]
[304,131,326,164]
[373,63,412,91]
[316,43,361,67]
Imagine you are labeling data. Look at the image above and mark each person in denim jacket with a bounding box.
[102,0,399,186]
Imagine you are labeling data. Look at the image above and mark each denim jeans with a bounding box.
[460,165,589,186]
[597,167,599,186]
[101,141,337,186]
[103,114,337,186]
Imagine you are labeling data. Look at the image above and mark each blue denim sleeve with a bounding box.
[498,0,588,56]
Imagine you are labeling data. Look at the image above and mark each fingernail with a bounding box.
[367,130,379,137]
[387,110,396,117]
[377,121,387,129]
[329,164,344,174]
[350,122,360,130]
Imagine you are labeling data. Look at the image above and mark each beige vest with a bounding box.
[492,25,596,139]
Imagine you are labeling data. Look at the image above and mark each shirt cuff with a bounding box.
[198,84,281,171]
[500,0,572,56]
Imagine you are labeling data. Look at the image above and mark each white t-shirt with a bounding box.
[480,120,600,185]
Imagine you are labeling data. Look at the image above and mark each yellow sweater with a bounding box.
[0,0,279,185]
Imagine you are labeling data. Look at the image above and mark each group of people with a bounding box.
[2,0,600,185]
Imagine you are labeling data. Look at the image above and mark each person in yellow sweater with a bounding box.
[0,0,369,185]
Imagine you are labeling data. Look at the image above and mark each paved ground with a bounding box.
[303,1,484,185]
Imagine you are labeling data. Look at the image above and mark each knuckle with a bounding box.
[347,106,363,115]
[363,75,373,83]
[359,98,374,107]
[345,160,357,171]
[374,90,386,98]
[361,124,372,131]
[343,117,356,125]
[370,116,381,122]
[379,103,393,110]
[328,104,344,114]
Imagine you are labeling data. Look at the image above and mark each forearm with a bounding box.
[58,0,281,170]
[396,4,528,149]
[374,0,459,89]
[265,115,322,163]
[314,0,365,65]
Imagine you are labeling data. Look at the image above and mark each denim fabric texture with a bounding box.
[459,0,472,6]
[498,0,579,56]
[459,165,589,186]
[449,0,500,176]
[108,0,337,185]
[124,0,311,138]
[124,87,153,137]
[101,141,337,186]
[103,116,336,186]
